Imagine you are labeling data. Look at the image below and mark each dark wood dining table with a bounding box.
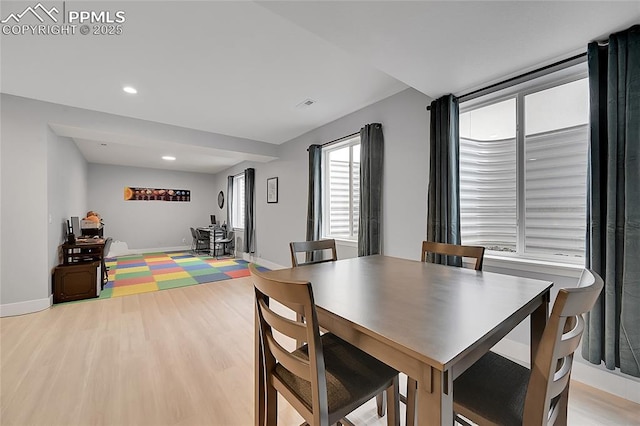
[255,255,552,426]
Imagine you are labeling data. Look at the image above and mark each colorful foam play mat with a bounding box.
[97,251,268,299]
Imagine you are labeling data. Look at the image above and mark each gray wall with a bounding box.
[213,88,432,267]
[87,164,219,250]
[1,95,50,307]
[0,93,270,310]
[2,90,637,397]
[47,132,89,273]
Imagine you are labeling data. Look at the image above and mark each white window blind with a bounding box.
[524,125,588,258]
[323,137,360,240]
[460,136,517,252]
[232,173,245,229]
[460,75,589,263]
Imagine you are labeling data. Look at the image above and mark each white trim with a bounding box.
[126,245,191,255]
[492,338,640,404]
[334,238,357,248]
[483,254,584,279]
[1,295,52,317]
[322,135,361,241]
[242,253,286,271]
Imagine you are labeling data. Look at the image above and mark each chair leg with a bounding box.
[265,380,277,426]
[556,385,570,425]
[406,377,417,426]
[376,392,386,417]
[386,376,400,426]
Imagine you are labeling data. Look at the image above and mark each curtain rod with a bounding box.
[307,131,360,151]
[426,51,587,110]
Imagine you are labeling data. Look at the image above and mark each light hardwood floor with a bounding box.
[1,277,638,425]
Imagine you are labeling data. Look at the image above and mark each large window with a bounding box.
[459,69,589,263]
[322,135,360,241]
[231,172,245,229]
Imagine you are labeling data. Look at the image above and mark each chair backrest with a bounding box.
[421,241,485,270]
[190,227,197,239]
[250,263,329,425]
[195,228,208,240]
[523,269,604,425]
[103,237,113,259]
[290,239,337,267]
[227,230,235,250]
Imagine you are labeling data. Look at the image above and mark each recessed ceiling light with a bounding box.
[162,156,176,161]
[123,86,137,94]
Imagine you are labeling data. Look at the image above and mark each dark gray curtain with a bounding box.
[358,123,384,257]
[244,168,255,253]
[582,25,640,377]
[306,145,322,242]
[426,95,461,266]
[226,176,233,228]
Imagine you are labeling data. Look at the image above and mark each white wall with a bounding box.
[87,164,220,251]
[1,95,50,313]
[47,131,88,273]
[0,93,271,315]
[2,90,637,399]
[211,87,640,400]
[213,88,431,267]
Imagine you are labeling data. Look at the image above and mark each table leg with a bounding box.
[416,367,453,426]
[530,292,550,362]
[406,377,417,426]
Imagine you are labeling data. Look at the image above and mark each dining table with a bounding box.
[254,255,553,426]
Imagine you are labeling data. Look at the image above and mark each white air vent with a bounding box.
[296,98,316,108]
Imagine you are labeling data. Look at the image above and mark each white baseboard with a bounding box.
[492,338,640,404]
[127,245,192,255]
[241,253,286,271]
[1,296,52,317]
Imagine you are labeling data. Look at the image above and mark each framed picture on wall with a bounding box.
[267,177,278,203]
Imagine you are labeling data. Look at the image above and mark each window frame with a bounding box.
[321,134,361,242]
[231,172,245,231]
[459,63,589,266]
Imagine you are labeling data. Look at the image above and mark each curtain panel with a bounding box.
[582,25,640,377]
[305,145,322,263]
[306,145,322,242]
[426,95,462,266]
[226,176,233,228]
[358,123,384,257]
[244,168,255,253]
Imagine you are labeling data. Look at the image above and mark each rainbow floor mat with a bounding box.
[99,251,268,299]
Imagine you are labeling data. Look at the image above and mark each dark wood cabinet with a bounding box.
[52,261,100,303]
[60,240,104,265]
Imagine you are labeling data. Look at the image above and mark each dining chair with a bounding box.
[421,241,485,270]
[101,237,113,287]
[404,241,488,424]
[452,268,603,426]
[189,227,198,252]
[289,238,389,418]
[250,264,400,426]
[190,227,209,254]
[289,239,337,267]
[196,228,210,253]
[289,240,337,347]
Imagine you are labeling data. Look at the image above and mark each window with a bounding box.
[322,135,360,241]
[459,67,589,263]
[231,173,245,229]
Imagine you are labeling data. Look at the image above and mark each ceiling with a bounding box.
[1,1,638,173]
